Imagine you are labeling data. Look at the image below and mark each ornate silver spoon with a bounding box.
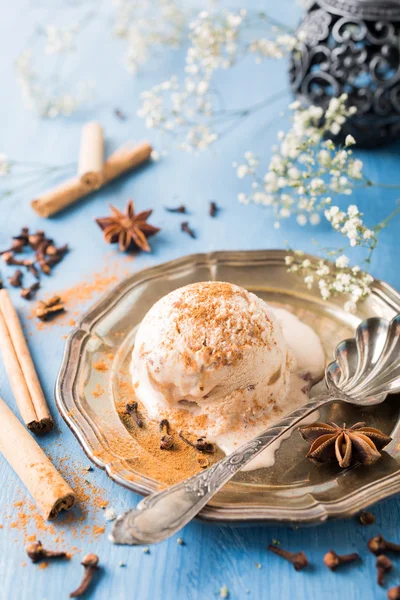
[111,314,400,546]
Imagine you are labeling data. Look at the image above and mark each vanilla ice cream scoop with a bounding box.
[131,281,297,437]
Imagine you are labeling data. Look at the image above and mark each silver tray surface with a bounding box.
[56,250,400,525]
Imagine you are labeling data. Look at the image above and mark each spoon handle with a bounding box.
[111,392,335,546]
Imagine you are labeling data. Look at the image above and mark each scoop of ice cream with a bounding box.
[131,281,294,437]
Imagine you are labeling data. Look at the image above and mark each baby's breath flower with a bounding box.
[138,9,297,151]
[236,95,364,223]
[113,0,186,74]
[286,251,375,310]
[345,134,356,146]
[0,154,10,176]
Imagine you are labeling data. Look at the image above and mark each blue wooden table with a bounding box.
[1,1,400,598]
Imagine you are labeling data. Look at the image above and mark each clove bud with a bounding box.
[359,511,375,526]
[181,221,196,239]
[45,243,68,257]
[368,535,400,555]
[20,282,40,300]
[165,205,186,213]
[323,550,360,570]
[209,201,218,217]
[388,586,400,600]
[26,541,68,563]
[35,296,65,320]
[2,252,24,266]
[377,555,392,586]
[159,419,174,450]
[8,270,23,288]
[126,402,143,428]
[70,553,99,598]
[179,431,214,453]
[28,231,46,250]
[268,544,308,571]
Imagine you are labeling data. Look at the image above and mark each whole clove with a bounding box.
[268,544,308,571]
[359,511,375,526]
[2,228,68,294]
[35,295,65,319]
[20,282,40,300]
[26,541,68,563]
[159,419,174,450]
[388,586,400,600]
[13,227,30,245]
[2,252,25,266]
[8,270,23,288]
[46,243,69,257]
[27,263,40,279]
[0,238,26,255]
[165,205,186,214]
[377,555,392,586]
[323,550,360,570]
[70,553,99,598]
[368,535,400,555]
[181,221,195,238]
[178,431,214,453]
[114,108,127,121]
[36,239,53,274]
[28,230,46,250]
[209,201,218,217]
[126,402,143,428]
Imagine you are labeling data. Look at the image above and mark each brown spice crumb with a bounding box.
[93,361,108,372]
[92,525,105,538]
[93,384,105,398]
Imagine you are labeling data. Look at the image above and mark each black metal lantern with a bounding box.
[290,0,400,146]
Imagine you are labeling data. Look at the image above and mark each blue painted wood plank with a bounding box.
[1,1,400,599]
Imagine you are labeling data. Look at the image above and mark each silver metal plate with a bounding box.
[55,250,400,525]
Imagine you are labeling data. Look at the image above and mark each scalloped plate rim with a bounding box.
[55,249,400,525]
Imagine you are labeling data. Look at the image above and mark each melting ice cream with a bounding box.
[131,281,325,470]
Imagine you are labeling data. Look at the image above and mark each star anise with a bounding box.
[95,200,160,252]
[299,421,392,468]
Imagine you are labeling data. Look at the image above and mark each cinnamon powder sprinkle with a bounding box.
[93,362,108,373]
[4,450,109,548]
[113,377,222,486]
[29,259,133,330]
[93,384,105,398]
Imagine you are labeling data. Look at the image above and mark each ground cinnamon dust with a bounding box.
[3,451,110,550]
[109,376,222,487]
[29,257,133,330]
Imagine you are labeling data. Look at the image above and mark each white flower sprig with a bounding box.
[138,9,296,151]
[0,153,75,202]
[0,154,10,177]
[112,0,187,74]
[284,203,378,313]
[236,95,363,226]
[285,251,374,314]
[16,10,96,119]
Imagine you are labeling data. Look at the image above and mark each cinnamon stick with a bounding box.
[31,141,153,218]
[0,289,53,433]
[0,396,75,519]
[78,121,104,188]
